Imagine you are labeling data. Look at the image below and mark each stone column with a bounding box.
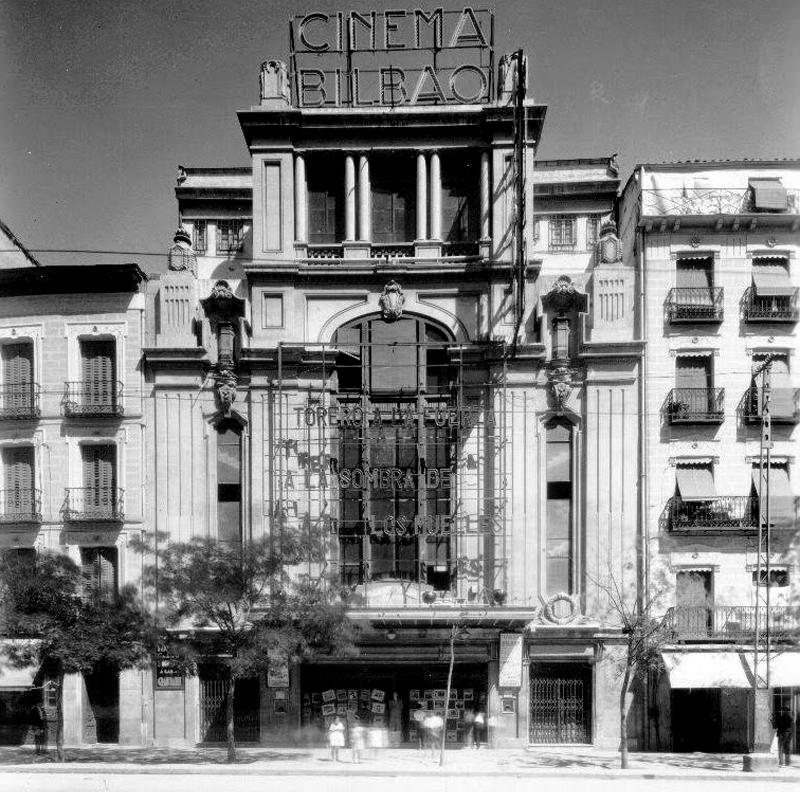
[430,150,441,240]
[480,150,491,239]
[358,153,371,242]
[416,152,428,240]
[345,154,356,241]
[294,153,307,244]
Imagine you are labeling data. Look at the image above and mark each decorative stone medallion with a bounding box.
[379,280,405,322]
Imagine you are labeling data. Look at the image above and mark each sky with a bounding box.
[1,0,799,271]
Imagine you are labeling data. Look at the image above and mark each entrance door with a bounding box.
[671,689,721,751]
[529,663,591,744]
[199,675,260,743]
[82,669,119,743]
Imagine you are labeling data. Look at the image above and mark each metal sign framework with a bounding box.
[260,340,510,604]
[288,8,495,108]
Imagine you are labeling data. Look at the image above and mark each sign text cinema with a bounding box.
[294,403,493,429]
[291,7,492,108]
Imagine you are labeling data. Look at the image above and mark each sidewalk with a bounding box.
[1,744,800,782]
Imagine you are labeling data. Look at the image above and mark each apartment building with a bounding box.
[0,242,148,745]
[620,160,800,752]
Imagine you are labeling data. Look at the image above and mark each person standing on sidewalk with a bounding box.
[773,706,795,767]
[327,715,345,762]
[473,701,486,749]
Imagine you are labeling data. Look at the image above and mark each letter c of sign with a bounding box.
[299,13,330,52]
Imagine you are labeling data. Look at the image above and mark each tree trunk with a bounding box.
[226,673,237,763]
[619,664,631,770]
[55,673,64,762]
[439,629,456,767]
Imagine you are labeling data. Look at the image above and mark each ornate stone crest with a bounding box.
[214,365,237,415]
[167,227,197,276]
[379,280,405,322]
[597,219,622,264]
[547,364,575,414]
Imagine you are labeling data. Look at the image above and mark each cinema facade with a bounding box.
[133,1,645,745]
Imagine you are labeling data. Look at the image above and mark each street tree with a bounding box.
[597,565,671,770]
[139,535,354,763]
[0,551,156,761]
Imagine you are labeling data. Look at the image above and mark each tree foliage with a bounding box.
[138,535,354,761]
[0,551,156,760]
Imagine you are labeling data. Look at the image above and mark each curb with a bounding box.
[1,764,798,782]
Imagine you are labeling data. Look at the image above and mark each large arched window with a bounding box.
[545,419,573,596]
[333,315,454,590]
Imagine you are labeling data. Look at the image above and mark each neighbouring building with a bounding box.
[620,160,800,753]
[0,244,148,745]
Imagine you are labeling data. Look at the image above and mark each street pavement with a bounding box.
[1,744,800,786]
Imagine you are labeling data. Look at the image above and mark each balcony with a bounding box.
[307,244,343,260]
[664,605,800,642]
[742,386,800,424]
[0,384,41,420]
[442,241,479,257]
[63,487,124,522]
[62,381,123,418]
[371,242,414,259]
[743,286,799,322]
[665,387,725,423]
[0,488,42,523]
[665,495,758,533]
[642,188,800,217]
[666,287,724,323]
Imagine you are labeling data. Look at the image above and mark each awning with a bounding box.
[764,653,800,687]
[676,466,717,502]
[751,467,797,527]
[750,178,788,211]
[752,261,794,297]
[0,661,37,690]
[662,651,753,688]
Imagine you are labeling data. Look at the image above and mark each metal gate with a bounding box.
[529,670,590,744]
[200,677,260,743]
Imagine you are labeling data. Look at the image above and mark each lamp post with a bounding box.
[746,354,774,769]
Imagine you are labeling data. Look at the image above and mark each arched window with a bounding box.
[545,419,573,595]
[333,316,454,590]
[217,420,242,543]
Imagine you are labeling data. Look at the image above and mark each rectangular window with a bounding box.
[549,215,576,250]
[217,220,245,254]
[217,427,241,543]
[79,338,117,413]
[307,160,344,244]
[1,342,34,416]
[585,215,602,249]
[81,444,117,518]
[192,221,207,254]
[674,569,713,637]
[753,569,789,587]
[80,547,118,600]
[262,294,284,329]
[545,421,572,596]
[533,217,540,242]
[263,163,282,251]
[371,155,415,244]
[2,446,35,519]
[441,153,479,242]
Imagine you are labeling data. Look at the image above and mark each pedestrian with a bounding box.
[422,711,443,759]
[30,702,47,756]
[327,714,345,762]
[463,707,476,748]
[773,706,794,767]
[473,702,486,749]
[411,707,426,751]
[350,720,365,764]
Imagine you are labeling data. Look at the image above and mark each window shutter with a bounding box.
[372,189,393,243]
[83,445,116,507]
[81,340,115,407]
[3,447,33,514]
[3,343,33,411]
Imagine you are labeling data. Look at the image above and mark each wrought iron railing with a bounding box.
[371,242,414,258]
[742,386,800,423]
[0,488,42,523]
[665,495,758,532]
[642,188,800,216]
[442,240,479,257]
[307,244,343,259]
[62,381,123,418]
[666,287,724,322]
[0,384,41,420]
[665,387,725,422]
[664,605,800,641]
[63,487,124,522]
[743,287,800,322]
